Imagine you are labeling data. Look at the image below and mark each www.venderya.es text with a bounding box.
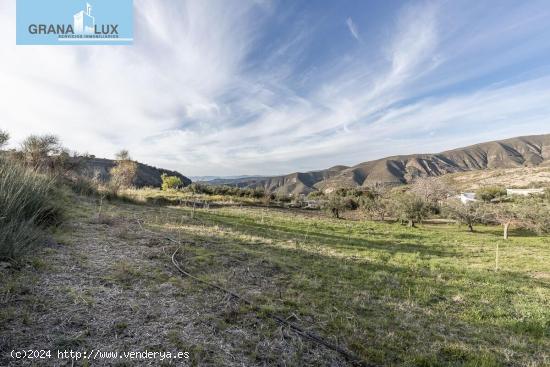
[10,349,190,361]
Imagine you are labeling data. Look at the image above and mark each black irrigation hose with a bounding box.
[134,217,372,367]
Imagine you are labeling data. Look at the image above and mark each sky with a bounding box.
[1,0,550,177]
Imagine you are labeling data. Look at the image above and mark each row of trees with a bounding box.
[318,178,550,239]
[182,182,267,199]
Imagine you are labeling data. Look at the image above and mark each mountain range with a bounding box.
[207,134,550,195]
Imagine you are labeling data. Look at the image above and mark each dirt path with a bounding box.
[0,201,347,366]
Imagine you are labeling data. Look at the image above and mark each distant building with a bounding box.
[74,3,95,34]
[459,192,477,204]
[506,188,545,196]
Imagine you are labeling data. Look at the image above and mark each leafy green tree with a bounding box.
[323,194,348,219]
[360,188,390,221]
[476,186,507,202]
[161,174,183,191]
[390,192,430,227]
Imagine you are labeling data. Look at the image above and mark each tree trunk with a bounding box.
[467,222,474,232]
[503,222,510,240]
[408,219,415,228]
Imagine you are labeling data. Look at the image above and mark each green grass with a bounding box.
[118,199,550,366]
[119,187,262,206]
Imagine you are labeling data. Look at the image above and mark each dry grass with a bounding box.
[441,166,550,191]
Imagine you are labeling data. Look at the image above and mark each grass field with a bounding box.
[1,193,549,366]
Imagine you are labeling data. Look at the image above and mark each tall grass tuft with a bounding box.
[0,158,63,260]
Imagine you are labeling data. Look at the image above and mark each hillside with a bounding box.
[439,166,550,191]
[79,157,192,188]
[214,134,550,195]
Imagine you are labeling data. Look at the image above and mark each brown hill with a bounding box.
[215,134,550,195]
[80,158,191,188]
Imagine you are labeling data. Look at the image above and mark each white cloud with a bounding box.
[346,17,360,41]
[0,0,549,176]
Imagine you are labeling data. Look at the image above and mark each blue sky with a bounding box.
[1,0,550,176]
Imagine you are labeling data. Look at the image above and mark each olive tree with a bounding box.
[323,194,348,219]
[390,192,431,227]
[360,186,390,221]
[476,186,507,202]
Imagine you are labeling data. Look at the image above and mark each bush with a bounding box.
[0,129,9,148]
[161,174,183,191]
[20,134,62,169]
[110,151,137,191]
[0,158,63,260]
[307,191,325,199]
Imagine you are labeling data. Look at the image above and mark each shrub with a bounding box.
[20,134,62,170]
[161,174,183,191]
[307,191,325,199]
[0,129,9,148]
[0,158,63,260]
[110,150,137,191]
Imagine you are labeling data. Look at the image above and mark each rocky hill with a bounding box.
[212,134,550,195]
[80,158,191,188]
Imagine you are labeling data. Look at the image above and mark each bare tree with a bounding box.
[488,202,524,240]
[443,199,488,232]
[515,197,550,235]
[410,177,452,204]
[115,149,131,161]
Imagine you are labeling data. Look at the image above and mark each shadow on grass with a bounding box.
[156,213,548,366]
[108,201,549,366]
[184,211,456,257]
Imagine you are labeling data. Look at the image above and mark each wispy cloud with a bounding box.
[346,17,360,41]
[0,0,549,176]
